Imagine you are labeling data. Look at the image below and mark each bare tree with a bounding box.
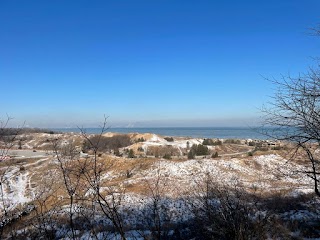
[0,116,23,238]
[78,118,127,240]
[52,117,127,239]
[262,67,320,197]
[52,138,87,239]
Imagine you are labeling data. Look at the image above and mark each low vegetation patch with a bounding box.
[164,137,174,142]
[188,144,209,159]
[224,139,241,144]
[82,134,131,153]
[202,138,222,145]
[146,145,180,158]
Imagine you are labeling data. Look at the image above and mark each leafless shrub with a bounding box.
[137,161,175,240]
[189,174,269,240]
[78,118,128,239]
[52,139,91,239]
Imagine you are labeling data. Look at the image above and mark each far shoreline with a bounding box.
[49,126,268,140]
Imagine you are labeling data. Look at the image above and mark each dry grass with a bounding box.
[2,132,319,239]
[146,145,181,157]
[1,136,314,196]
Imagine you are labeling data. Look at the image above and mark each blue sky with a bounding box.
[1,1,319,127]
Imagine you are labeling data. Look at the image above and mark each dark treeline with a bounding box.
[0,128,59,136]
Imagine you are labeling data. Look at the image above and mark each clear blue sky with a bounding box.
[1,0,319,127]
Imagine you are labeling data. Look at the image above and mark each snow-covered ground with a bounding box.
[1,133,319,238]
[121,154,312,197]
[0,166,32,213]
[138,134,204,154]
[0,149,312,216]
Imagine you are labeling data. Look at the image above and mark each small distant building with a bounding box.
[267,140,281,148]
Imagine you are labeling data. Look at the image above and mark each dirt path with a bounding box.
[5,149,48,158]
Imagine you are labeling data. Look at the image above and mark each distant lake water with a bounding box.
[52,127,269,140]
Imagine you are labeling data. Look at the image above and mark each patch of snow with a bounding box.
[0,167,32,212]
[127,155,312,196]
[149,134,167,143]
[282,210,320,221]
